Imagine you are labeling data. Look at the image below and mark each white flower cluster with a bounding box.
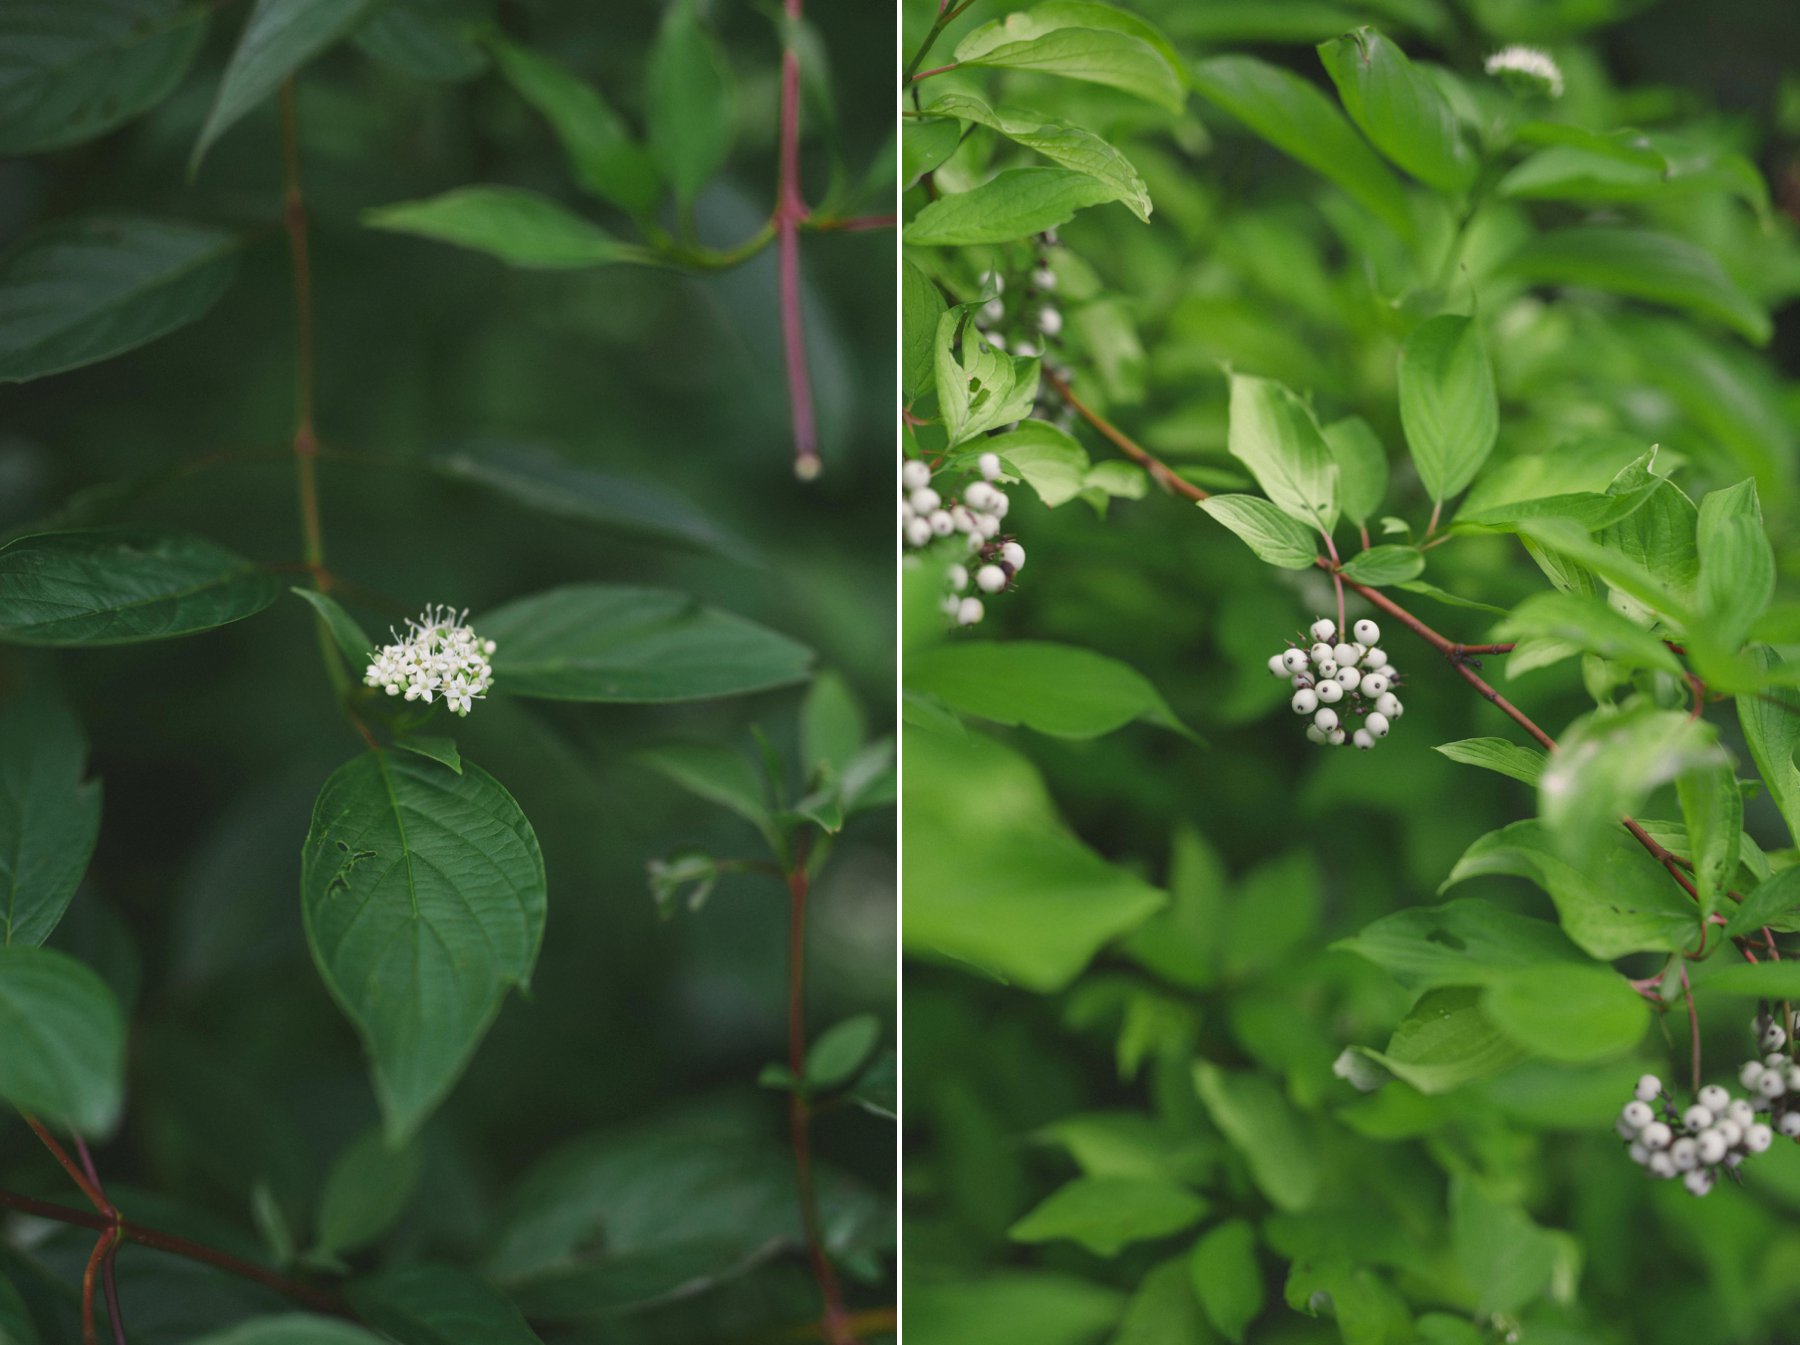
[1484,45,1564,98]
[900,456,1026,627]
[1618,1014,1800,1197]
[1267,617,1403,749]
[363,605,497,716]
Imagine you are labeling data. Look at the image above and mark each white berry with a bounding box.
[1269,654,1292,678]
[905,518,932,548]
[956,597,984,626]
[1354,619,1381,644]
[1684,1168,1715,1197]
[1759,1071,1787,1099]
[1364,712,1391,738]
[1352,728,1375,750]
[1764,1024,1788,1052]
[976,564,1006,594]
[1311,618,1337,642]
[1670,1137,1698,1170]
[1648,1151,1676,1178]
[948,564,969,591]
[1728,1098,1756,1127]
[1332,642,1360,667]
[1326,727,1347,746]
[1622,1101,1653,1130]
[1305,725,1327,745]
[1636,1074,1663,1102]
[1281,649,1309,674]
[910,486,940,514]
[978,452,1002,481]
[1338,666,1361,691]
[1039,306,1063,337]
[1748,1123,1775,1153]
[1363,647,1389,669]
[1374,692,1401,718]
[1699,1084,1729,1112]
[1316,679,1344,704]
[1000,541,1025,571]
[1314,707,1339,732]
[903,460,931,491]
[965,481,1001,512]
[1684,1105,1714,1132]
[1641,1121,1672,1148]
[1742,1060,1767,1090]
[1291,688,1319,715]
[1361,673,1390,697]
[1698,1131,1727,1165]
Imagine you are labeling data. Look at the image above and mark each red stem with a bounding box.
[805,213,896,233]
[1044,370,1205,501]
[23,1117,110,1215]
[777,1,819,481]
[786,858,855,1345]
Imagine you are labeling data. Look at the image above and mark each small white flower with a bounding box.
[1484,45,1564,98]
[364,605,496,718]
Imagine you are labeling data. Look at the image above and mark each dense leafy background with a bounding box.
[0,1,894,1340]
[903,0,1800,1341]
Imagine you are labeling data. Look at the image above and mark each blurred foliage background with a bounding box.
[902,0,1800,1341]
[0,0,895,1340]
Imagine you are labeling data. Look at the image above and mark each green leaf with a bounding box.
[1121,826,1227,993]
[1482,964,1648,1062]
[1538,708,1725,872]
[1190,1219,1263,1343]
[0,216,239,382]
[0,684,101,948]
[363,187,652,269]
[290,587,372,665]
[1398,314,1497,504]
[1441,819,1696,959]
[1009,1176,1208,1257]
[1192,1062,1320,1211]
[477,585,813,702]
[347,1264,543,1345]
[314,1126,423,1257]
[190,1320,386,1345]
[902,115,962,188]
[1497,590,1682,676]
[850,1050,896,1120]
[1694,478,1774,653]
[1334,899,1587,996]
[905,640,1188,739]
[644,0,733,207]
[1338,545,1423,585]
[1433,737,1547,786]
[0,944,125,1135]
[1725,866,1800,939]
[954,1,1185,78]
[804,1014,881,1091]
[1739,648,1800,846]
[0,527,280,646]
[801,670,866,779]
[923,94,1152,221]
[0,1272,37,1345]
[302,752,546,1143]
[1451,1177,1557,1318]
[1698,960,1800,998]
[957,27,1183,114]
[1226,372,1338,534]
[1317,28,1475,194]
[1115,1257,1210,1345]
[1198,495,1320,569]
[1323,416,1388,526]
[1678,760,1741,923]
[638,744,768,828]
[353,2,487,83]
[934,312,1041,447]
[487,36,659,215]
[908,166,1124,246]
[0,0,209,154]
[428,439,746,557]
[191,0,385,172]
[903,728,1165,992]
[1504,227,1770,345]
[1362,986,1526,1094]
[972,422,1094,506]
[908,1273,1123,1345]
[395,735,461,775]
[902,260,946,402]
[1189,54,1414,240]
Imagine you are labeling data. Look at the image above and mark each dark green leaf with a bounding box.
[803,1013,881,1091]
[1198,494,1319,569]
[487,36,658,214]
[348,1264,543,1345]
[1739,648,1800,846]
[290,587,372,665]
[905,640,1188,739]
[314,1126,423,1257]
[1504,227,1770,345]
[0,217,239,382]
[0,684,101,949]
[353,1,487,82]
[1451,1177,1557,1318]
[644,0,733,207]
[637,743,768,828]
[1190,54,1414,240]
[395,735,461,775]
[189,1318,386,1345]
[192,0,385,171]
[1008,1176,1208,1257]
[363,187,653,268]
[1497,590,1682,675]
[902,115,962,188]
[907,167,1124,246]
[801,670,866,778]
[0,944,125,1135]
[0,527,279,645]
[0,0,209,154]
[1398,314,1496,503]
[1317,28,1475,193]
[302,752,546,1142]
[429,439,746,556]
[478,585,813,702]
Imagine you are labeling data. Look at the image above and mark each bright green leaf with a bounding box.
[1362,986,1526,1094]
[1339,545,1424,585]
[1433,737,1547,786]
[1317,28,1475,193]
[1193,1062,1319,1211]
[1334,899,1587,996]
[957,27,1183,114]
[363,187,652,269]
[1483,964,1648,1062]
[1009,1175,1208,1257]
[1198,495,1320,569]
[906,640,1188,739]
[908,166,1125,246]
[1226,372,1338,534]
[924,93,1152,221]
[1398,314,1496,504]
[1190,1219,1262,1342]
[644,0,734,207]
[1323,416,1388,526]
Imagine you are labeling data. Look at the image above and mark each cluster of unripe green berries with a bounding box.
[1267,617,1403,749]
[1617,1014,1800,1196]
[900,455,1026,627]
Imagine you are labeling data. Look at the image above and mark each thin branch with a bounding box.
[1043,370,1205,501]
[0,1189,344,1315]
[803,213,896,233]
[22,1117,109,1215]
[778,0,819,480]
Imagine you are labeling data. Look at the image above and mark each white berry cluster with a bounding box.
[1484,45,1564,98]
[978,254,1061,361]
[363,605,497,716]
[1617,1014,1800,1197]
[1266,617,1404,749]
[901,456,1027,627]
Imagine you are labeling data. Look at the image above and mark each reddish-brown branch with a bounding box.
[0,1189,344,1314]
[22,1117,110,1215]
[777,0,819,480]
[785,855,855,1345]
[805,213,896,233]
[279,81,325,587]
[1044,370,1206,501]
